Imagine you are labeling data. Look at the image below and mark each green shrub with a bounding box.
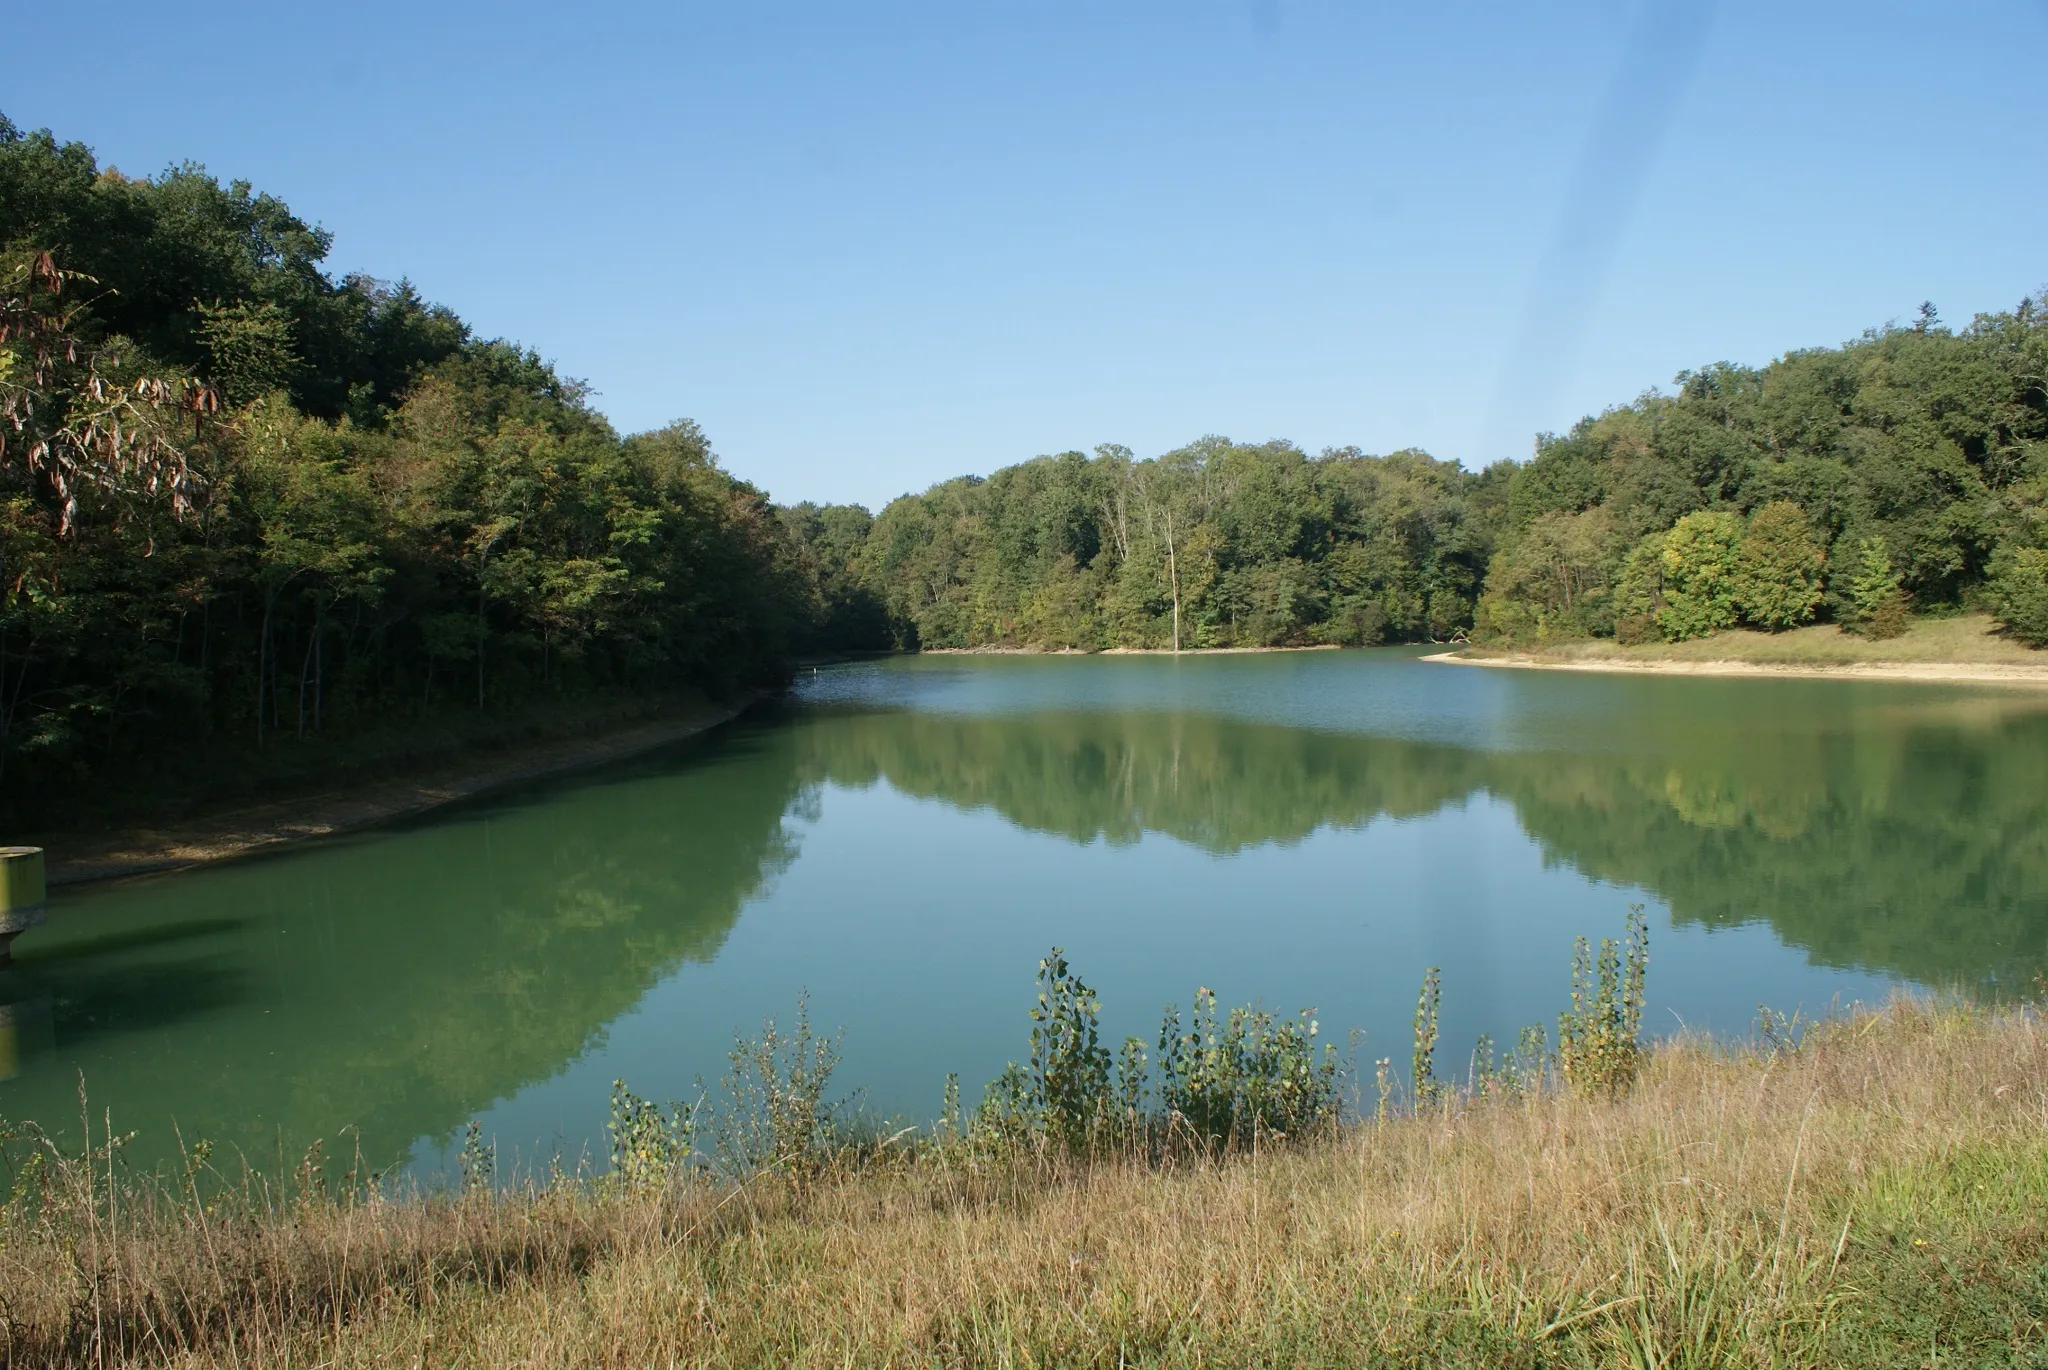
[1557,905,1648,1098]
[1865,589,1912,639]
[712,992,843,1182]
[1991,546,2048,646]
[1613,612,1657,645]
[1411,966,1443,1108]
[980,950,1340,1153]
[1611,533,1666,630]
[1843,536,1907,636]
[1156,989,1339,1145]
[607,1080,695,1191]
[977,949,1114,1150]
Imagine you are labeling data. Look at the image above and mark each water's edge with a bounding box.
[44,694,762,888]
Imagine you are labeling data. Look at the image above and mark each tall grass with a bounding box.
[2,925,2045,1366]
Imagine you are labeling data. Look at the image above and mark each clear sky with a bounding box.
[9,1,2046,508]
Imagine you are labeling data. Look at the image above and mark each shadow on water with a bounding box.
[27,917,249,965]
[0,716,814,1172]
[41,959,252,1046]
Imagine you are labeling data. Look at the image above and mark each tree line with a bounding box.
[789,297,2048,654]
[6,109,2047,820]
[1472,301,2048,646]
[0,115,851,824]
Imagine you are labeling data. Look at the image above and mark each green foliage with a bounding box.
[1846,537,1908,637]
[1735,500,1826,629]
[861,443,1494,651]
[195,298,299,406]
[1557,905,1649,1098]
[1411,966,1442,1108]
[1471,507,1618,642]
[1656,511,1745,640]
[712,992,843,1182]
[1156,989,1339,1146]
[1469,1022,1551,1099]
[1990,546,2048,646]
[1025,948,1113,1149]
[457,1120,493,1194]
[0,116,855,821]
[1475,299,2048,646]
[606,1080,695,1192]
[978,950,1340,1154]
[1610,533,1667,644]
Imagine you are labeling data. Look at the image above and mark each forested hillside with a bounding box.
[1474,303,2048,646]
[0,115,841,824]
[839,442,1502,650]
[795,299,2048,653]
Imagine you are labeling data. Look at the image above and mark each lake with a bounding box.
[4,648,2046,1179]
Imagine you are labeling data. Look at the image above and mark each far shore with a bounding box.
[919,643,1345,655]
[1429,651,2048,686]
[36,697,755,888]
[1432,614,2048,686]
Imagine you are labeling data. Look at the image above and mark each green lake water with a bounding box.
[3,648,2046,1179]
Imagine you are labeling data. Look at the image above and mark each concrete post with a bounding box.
[0,847,46,967]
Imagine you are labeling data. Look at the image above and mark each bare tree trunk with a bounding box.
[1164,510,1182,654]
[257,592,272,746]
[0,639,27,788]
[297,622,316,740]
[476,546,491,710]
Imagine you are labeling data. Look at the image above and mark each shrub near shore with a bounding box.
[3,920,2047,1366]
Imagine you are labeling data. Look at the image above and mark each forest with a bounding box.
[0,115,857,824]
[6,110,2048,823]
[837,302,2048,653]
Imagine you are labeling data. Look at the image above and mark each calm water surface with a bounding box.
[5,649,2047,1176]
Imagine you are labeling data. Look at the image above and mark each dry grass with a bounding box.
[4,1000,2047,1367]
[1477,613,2048,673]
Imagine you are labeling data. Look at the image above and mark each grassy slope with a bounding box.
[1466,612,2048,671]
[5,1002,2046,1366]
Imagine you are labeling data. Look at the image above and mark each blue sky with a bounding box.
[10,1,2047,508]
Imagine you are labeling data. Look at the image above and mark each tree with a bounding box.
[1610,534,1667,644]
[1733,500,1825,630]
[1844,536,1906,637]
[1655,511,1744,641]
[0,252,213,534]
[1991,547,2048,647]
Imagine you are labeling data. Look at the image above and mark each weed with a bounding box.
[1557,904,1649,1097]
[1412,965,1442,1108]
[1156,988,1339,1147]
[606,1079,694,1192]
[711,990,842,1182]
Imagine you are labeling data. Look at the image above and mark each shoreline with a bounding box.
[1428,650,2048,685]
[919,643,1346,656]
[38,697,757,888]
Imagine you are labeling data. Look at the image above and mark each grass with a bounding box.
[4,996,2047,1367]
[1465,612,2048,670]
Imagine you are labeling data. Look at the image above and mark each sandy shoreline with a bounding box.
[1427,651,2048,686]
[37,697,756,888]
